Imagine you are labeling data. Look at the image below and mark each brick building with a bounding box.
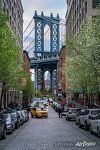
[57,46,67,105]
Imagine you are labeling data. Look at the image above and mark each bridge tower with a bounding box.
[31,11,60,93]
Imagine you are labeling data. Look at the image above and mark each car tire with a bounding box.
[78,120,81,128]
[66,116,69,121]
[36,113,38,118]
[90,125,92,134]
[16,122,19,129]
[97,127,100,138]
[10,126,13,134]
[67,117,69,121]
[85,121,88,131]
[13,125,15,131]
[1,128,6,139]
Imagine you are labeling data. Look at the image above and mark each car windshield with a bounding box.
[69,109,77,113]
[36,108,42,111]
[91,110,100,115]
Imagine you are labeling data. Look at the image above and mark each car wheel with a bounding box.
[66,116,69,121]
[78,120,81,128]
[1,128,6,139]
[85,122,88,131]
[97,127,100,138]
[67,117,69,121]
[13,125,15,131]
[16,122,19,129]
[10,126,13,134]
[90,125,92,134]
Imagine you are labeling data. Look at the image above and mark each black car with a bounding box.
[0,113,6,139]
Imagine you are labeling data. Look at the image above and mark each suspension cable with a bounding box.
[25,39,35,50]
[28,45,35,53]
[23,18,34,34]
[23,26,35,42]
[24,16,65,53]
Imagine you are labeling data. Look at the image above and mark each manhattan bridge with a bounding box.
[23,11,66,92]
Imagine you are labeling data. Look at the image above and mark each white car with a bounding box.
[90,114,100,138]
[66,108,80,121]
[77,109,100,130]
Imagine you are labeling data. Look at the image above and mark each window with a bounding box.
[85,1,87,14]
[92,0,100,8]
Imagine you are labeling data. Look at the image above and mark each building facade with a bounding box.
[66,0,100,37]
[57,46,67,105]
[0,0,23,50]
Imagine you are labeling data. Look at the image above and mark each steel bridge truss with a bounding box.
[34,11,60,57]
[31,11,60,92]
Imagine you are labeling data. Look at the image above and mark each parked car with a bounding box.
[3,113,14,134]
[52,102,58,109]
[55,104,61,112]
[66,108,80,121]
[76,109,86,126]
[90,113,100,138]
[21,110,27,122]
[76,109,100,130]
[23,109,29,121]
[17,111,24,125]
[11,111,20,129]
[0,113,6,139]
[4,109,18,129]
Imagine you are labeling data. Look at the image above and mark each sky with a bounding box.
[21,0,67,31]
[21,0,67,80]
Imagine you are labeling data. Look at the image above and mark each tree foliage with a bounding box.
[22,71,34,101]
[0,11,23,90]
[65,17,100,100]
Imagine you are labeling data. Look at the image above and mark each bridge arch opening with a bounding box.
[44,25,50,52]
[44,71,50,91]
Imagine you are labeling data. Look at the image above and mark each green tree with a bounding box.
[0,11,23,91]
[65,17,100,104]
[22,71,34,101]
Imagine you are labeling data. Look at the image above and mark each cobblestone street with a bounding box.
[0,106,100,150]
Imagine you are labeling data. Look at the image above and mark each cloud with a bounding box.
[22,0,66,30]
[22,0,66,56]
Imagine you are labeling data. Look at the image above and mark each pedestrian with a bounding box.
[58,106,62,118]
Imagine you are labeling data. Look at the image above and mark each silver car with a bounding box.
[66,108,80,121]
[76,109,100,130]
[90,113,100,138]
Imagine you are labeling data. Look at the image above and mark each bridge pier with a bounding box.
[50,68,53,92]
[35,66,38,90]
[41,68,45,91]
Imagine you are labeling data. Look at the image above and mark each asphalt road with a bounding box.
[0,106,100,150]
